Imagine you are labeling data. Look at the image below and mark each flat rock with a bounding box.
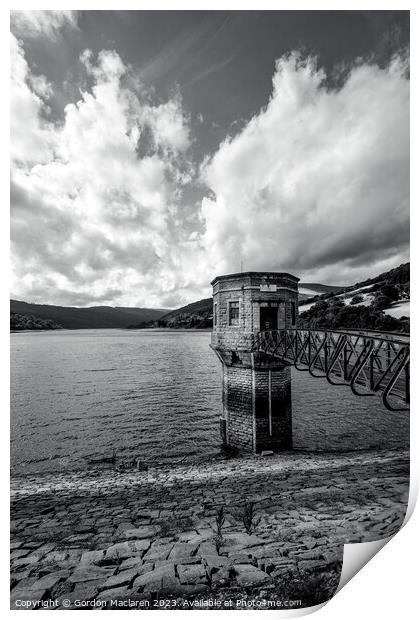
[66,581,102,603]
[220,532,266,553]
[177,530,200,542]
[96,586,130,602]
[163,580,210,596]
[297,559,328,571]
[133,563,175,591]
[11,554,41,569]
[115,522,135,537]
[11,548,31,560]
[101,568,140,590]
[68,566,115,583]
[233,564,270,587]
[122,526,159,540]
[118,558,149,572]
[203,555,231,572]
[211,567,231,587]
[178,563,208,585]
[143,542,174,562]
[80,550,105,565]
[105,540,150,562]
[197,541,218,556]
[40,550,68,565]
[168,542,198,560]
[28,570,69,592]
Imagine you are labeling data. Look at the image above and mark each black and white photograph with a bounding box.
[9,7,410,613]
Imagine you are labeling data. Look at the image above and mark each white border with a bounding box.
[2,2,417,618]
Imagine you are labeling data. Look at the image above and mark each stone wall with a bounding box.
[223,366,254,450]
[211,272,299,351]
[254,368,292,452]
[221,363,292,452]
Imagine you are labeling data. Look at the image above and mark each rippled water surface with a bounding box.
[11,329,409,475]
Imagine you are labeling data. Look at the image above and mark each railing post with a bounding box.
[308,331,312,367]
[370,350,375,391]
[405,361,410,404]
[324,337,328,372]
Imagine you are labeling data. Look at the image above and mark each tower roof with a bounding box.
[211,271,300,286]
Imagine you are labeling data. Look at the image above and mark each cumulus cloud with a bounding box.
[201,52,409,285]
[10,10,79,40]
[10,34,198,307]
[10,38,409,308]
[10,35,56,165]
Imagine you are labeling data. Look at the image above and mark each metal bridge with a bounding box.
[253,329,410,412]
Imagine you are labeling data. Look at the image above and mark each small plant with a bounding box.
[214,533,224,554]
[242,500,259,534]
[213,506,226,553]
[215,506,225,537]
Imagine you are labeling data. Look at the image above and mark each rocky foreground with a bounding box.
[10,449,409,610]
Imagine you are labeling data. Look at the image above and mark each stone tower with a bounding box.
[210,271,299,453]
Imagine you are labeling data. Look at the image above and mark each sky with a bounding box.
[10,10,410,308]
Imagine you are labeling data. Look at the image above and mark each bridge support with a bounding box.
[211,271,299,454]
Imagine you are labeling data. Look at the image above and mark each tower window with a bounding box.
[214,303,217,326]
[229,301,240,325]
[291,301,296,326]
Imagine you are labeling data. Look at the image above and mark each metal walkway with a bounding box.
[254,329,410,412]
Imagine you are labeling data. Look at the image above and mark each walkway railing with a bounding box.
[253,329,410,412]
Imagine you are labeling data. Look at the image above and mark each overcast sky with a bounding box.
[10,10,409,308]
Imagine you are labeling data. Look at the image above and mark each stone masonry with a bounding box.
[211,272,299,452]
[10,449,409,609]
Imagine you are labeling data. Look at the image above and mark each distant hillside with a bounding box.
[10,300,169,330]
[299,262,410,308]
[156,298,213,329]
[299,263,409,333]
[299,283,347,300]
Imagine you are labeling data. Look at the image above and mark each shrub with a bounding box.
[379,284,399,301]
[372,294,391,310]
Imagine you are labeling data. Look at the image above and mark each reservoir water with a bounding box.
[11,329,409,476]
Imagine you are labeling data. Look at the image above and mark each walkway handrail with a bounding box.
[254,328,410,412]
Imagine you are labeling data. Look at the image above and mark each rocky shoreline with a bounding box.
[10,449,409,610]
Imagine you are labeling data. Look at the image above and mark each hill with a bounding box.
[298,263,409,333]
[10,300,169,330]
[154,298,213,329]
[299,263,410,308]
[298,283,348,300]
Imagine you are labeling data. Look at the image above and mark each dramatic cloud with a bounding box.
[10,34,199,307]
[201,52,409,285]
[10,10,79,40]
[10,35,56,165]
[10,32,409,307]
